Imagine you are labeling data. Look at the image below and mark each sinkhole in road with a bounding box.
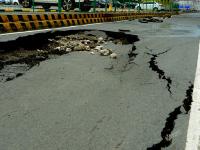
[0,30,139,82]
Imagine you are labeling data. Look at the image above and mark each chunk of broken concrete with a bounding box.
[110,53,117,59]
[83,40,91,45]
[73,43,86,51]
[54,46,65,51]
[98,37,104,43]
[90,51,95,55]
[99,49,112,56]
[94,46,103,51]
[65,48,72,52]
[85,46,91,51]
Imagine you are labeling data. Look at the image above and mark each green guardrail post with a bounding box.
[146,0,147,12]
[58,0,61,13]
[153,0,154,12]
[138,0,140,13]
[93,0,96,13]
[122,0,124,11]
[170,0,172,12]
[114,0,116,12]
[79,0,81,12]
[32,0,35,12]
[105,0,107,12]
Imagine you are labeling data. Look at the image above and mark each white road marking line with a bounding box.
[185,41,200,150]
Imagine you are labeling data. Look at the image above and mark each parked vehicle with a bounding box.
[18,0,94,11]
[124,2,136,9]
[97,0,124,9]
[135,2,164,11]
[0,0,5,4]
[112,1,124,8]
[96,0,108,8]
[5,0,19,5]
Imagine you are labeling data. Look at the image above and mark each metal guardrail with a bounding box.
[0,0,179,13]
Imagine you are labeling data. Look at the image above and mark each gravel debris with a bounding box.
[110,53,118,59]
[99,49,112,56]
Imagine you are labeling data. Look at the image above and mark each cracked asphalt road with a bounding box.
[0,13,200,150]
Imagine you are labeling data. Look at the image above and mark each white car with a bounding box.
[135,2,164,11]
[5,0,19,5]
[18,0,94,11]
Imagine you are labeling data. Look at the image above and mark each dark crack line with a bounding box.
[106,42,139,72]
[128,45,138,63]
[145,47,171,56]
[147,83,194,150]
[120,45,139,72]
[145,48,172,95]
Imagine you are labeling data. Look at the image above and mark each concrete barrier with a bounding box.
[0,12,172,33]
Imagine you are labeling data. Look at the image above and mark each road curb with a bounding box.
[0,12,172,33]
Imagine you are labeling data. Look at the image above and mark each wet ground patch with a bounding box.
[0,30,139,82]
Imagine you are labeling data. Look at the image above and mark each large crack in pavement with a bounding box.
[147,83,194,150]
[145,47,194,149]
[145,49,172,95]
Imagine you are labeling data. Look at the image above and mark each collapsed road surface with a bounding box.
[0,13,199,150]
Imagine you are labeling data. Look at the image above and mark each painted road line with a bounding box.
[185,41,200,150]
